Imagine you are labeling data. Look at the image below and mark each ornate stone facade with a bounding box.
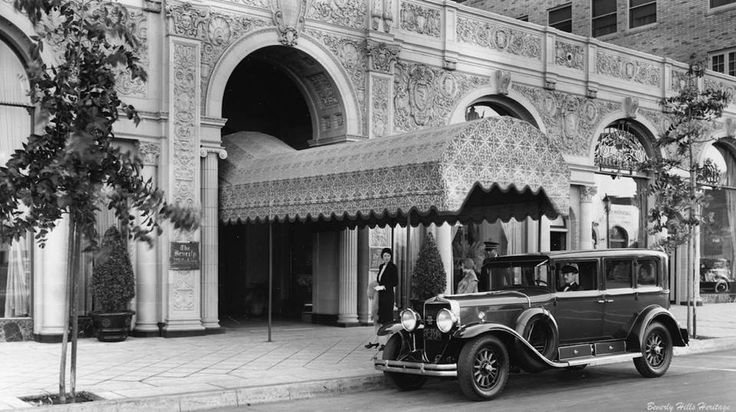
[115,9,148,97]
[308,0,367,29]
[394,63,489,132]
[596,51,661,87]
[456,16,542,60]
[400,1,441,37]
[367,40,400,73]
[371,75,390,137]
[171,40,199,210]
[555,41,584,71]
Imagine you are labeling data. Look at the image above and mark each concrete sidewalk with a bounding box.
[1,303,735,411]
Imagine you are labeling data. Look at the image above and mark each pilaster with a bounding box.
[337,228,359,325]
[579,185,597,250]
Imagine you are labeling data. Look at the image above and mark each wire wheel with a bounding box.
[634,321,672,378]
[644,331,665,368]
[458,335,510,401]
[472,347,500,390]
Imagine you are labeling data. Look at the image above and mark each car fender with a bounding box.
[514,307,559,363]
[454,323,558,368]
[627,305,689,350]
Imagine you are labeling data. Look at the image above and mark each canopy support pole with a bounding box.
[404,213,411,309]
[268,219,273,342]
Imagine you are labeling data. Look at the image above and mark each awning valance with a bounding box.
[219,117,570,226]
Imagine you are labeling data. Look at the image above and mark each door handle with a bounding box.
[597,299,606,304]
[606,299,614,303]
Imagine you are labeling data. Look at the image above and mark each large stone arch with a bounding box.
[448,85,547,134]
[587,110,660,162]
[0,5,36,65]
[205,28,362,142]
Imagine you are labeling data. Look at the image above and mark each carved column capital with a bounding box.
[137,141,161,166]
[200,146,228,159]
[366,40,400,73]
[580,185,598,203]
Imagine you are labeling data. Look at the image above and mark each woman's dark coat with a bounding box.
[377,261,398,324]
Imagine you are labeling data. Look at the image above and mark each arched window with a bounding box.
[593,120,651,249]
[0,37,32,318]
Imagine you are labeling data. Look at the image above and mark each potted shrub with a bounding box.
[90,227,135,342]
[410,232,447,315]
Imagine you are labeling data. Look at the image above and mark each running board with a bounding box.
[563,352,642,367]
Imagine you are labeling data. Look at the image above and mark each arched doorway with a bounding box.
[592,119,654,249]
[218,45,349,323]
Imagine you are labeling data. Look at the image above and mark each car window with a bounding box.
[555,261,598,291]
[606,259,633,289]
[480,262,551,291]
[637,259,658,286]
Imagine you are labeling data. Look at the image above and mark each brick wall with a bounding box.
[463,0,736,64]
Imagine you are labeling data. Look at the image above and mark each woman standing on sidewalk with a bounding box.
[366,248,398,349]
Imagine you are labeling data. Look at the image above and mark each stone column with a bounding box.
[337,228,359,325]
[163,36,204,336]
[33,218,69,341]
[433,223,454,295]
[133,142,162,337]
[579,185,596,250]
[200,146,226,330]
[357,228,370,324]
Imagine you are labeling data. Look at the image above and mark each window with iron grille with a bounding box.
[629,0,656,28]
[592,0,617,37]
[549,3,572,32]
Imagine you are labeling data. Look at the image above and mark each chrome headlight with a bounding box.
[400,308,421,332]
[436,308,458,333]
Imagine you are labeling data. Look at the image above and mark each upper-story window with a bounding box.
[710,0,736,8]
[592,0,617,37]
[710,49,736,76]
[629,0,656,28]
[549,3,572,32]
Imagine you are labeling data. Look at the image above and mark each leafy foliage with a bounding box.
[91,227,134,312]
[411,232,447,301]
[638,68,730,252]
[0,0,198,252]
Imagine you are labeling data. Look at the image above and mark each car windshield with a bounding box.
[479,261,551,292]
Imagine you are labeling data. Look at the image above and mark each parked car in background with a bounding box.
[374,249,688,401]
[700,258,734,294]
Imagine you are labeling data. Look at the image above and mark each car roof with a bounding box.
[486,248,668,264]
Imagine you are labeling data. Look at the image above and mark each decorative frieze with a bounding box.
[308,0,367,29]
[394,63,489,132]
[670,69,689,92]
[596,51,661,87]
[555,41,584,71]
[704,78,736,105]
[512,83,619,156]
[171,41,198,209]
[400,1,441,38]
[371,75,390,137]
[456,16,542,60]
[638,107,670,137]
[115,8,148,97]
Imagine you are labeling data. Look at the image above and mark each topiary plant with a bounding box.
[91,227,135,313]
[411,232,447,302]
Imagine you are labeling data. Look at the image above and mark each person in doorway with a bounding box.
[457,258,479,294]
[365,248,398,350]
[560,264,580,291]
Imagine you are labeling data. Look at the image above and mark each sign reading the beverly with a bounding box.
[170,242,200,270]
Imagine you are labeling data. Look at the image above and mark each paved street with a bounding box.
[219,350,736,412]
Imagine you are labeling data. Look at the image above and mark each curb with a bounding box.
[674,336,736,356]
[23,374,386,412]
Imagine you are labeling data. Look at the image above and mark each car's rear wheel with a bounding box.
[715,279,729,293]
[634,321,673,378]
[382,334,427,390]
[457,335,509,401]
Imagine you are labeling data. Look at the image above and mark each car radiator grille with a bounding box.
[423,302,451,362]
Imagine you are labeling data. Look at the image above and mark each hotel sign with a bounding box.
[170,242,200,270]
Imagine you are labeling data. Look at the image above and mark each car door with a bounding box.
[601,258,637,339]
[552,259,605,344]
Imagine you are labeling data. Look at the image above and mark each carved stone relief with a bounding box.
[456,16,542,60]
[596,51,661,87]
[705,78,736,105]
[400,1,441,38]
[367,40,400,73]
[115,8,148,97]
[171,41,198,208]
[172,270,195,311]
[308,0,367,29]
[307,72,339,107]
[512,83,619,156]
[137,141,161,166]
[371,75,390,137]
[579,185,598,203]
[670,69,688,92]
[555,41,584,71]
[220,0,270,8]
[394,62,489,132]
[495,70,511,95]
[638,107,670,137]
[623,96,639,118]
[271,0,309,46]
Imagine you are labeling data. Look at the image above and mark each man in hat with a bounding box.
[478,240,500,291]
[560,264,580,292]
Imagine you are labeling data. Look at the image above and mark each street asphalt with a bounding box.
[0,302,734,411]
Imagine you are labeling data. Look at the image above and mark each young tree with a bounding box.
[411,232,447,303]
[1,0,198,402]
[640,62,730,337]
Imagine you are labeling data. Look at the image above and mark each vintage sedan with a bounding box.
[374,249,688,401]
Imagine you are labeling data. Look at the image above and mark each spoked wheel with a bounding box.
[715,280,729,294]
[634,321,673,378]
[457,335,510,401]
[382,334,427,390]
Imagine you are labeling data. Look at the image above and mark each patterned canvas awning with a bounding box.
[219,117,570,226]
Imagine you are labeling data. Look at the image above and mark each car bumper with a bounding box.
[374,359,457,377]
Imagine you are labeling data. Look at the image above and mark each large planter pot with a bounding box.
[90,311,135,342]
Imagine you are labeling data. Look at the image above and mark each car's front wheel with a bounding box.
[634,321,673,378]
[457,335,510,401]
[382,334,427,390]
